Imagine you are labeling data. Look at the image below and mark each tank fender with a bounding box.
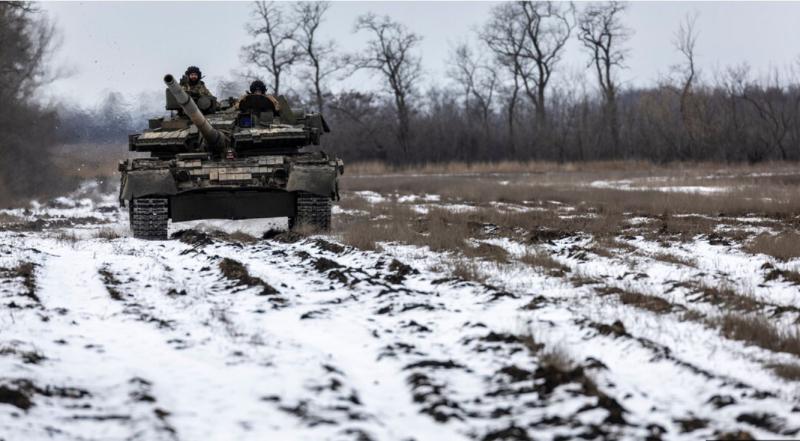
[286,164,338,198]
[120,169,179,201]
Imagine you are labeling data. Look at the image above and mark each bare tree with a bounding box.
[741,69,797,161]
[448,42,498,129]
[448,43,478,116]
[518,1,575,124]
[577,1,630,152]
[0,2,66,205]
[480,2,525,153]
[0,1,59,102]
[292,1,348,112]
[354,13,422,154]
[242,1,302,95]
[481,2,573,128]
[672,12,700,156]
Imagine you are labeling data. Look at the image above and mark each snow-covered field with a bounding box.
[1,172,800,441]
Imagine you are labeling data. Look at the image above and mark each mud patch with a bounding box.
[98,266,124,301]
[218,258,279,296]
[481,425,532,441]
[314,257,342,272]
[1,262,39,303]
[313,239,345,254]
[263,229,305,243]
[406,372,464,423]
[0,343,45,365]
[0,378,90,411]
[385,259,418,284]
[172,229,214,247]
[533,362,627,425]
[0,380,34,410]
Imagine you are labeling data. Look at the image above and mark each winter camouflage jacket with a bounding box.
[180,78,213,98]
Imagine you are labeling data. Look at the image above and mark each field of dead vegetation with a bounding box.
[1,161,800,440]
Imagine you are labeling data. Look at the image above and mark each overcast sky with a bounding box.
[42,1,800,109]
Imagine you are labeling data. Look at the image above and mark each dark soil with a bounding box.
[218,258,279,296]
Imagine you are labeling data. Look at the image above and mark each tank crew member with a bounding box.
[236,80,281,111]
[180,65,213,98]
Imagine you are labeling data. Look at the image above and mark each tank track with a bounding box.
[130,198,169,240]
[290,192,332,231]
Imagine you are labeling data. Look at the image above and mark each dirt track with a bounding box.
[1,178,800,440]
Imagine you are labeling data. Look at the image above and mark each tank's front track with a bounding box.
[290,192,332,231]
[130,198,169,240]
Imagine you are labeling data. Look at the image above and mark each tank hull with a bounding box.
[169,190,296,222]
[119,152,341,227]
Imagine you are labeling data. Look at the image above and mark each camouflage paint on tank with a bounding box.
[118,73,343,229]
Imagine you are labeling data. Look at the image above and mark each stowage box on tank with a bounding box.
[118,74,343,240]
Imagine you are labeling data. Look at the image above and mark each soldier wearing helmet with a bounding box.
[236,80,281,112]
[180,66,213,99]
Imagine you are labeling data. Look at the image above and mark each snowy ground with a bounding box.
[1,174,800,441]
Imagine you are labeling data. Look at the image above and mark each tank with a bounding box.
[118,74,343,240]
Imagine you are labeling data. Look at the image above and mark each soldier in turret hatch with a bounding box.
[236,80,281,112]
[180,65,213,99]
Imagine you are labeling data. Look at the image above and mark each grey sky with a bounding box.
[42,1,800,109]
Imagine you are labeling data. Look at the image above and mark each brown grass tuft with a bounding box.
[94,228,121,240]
[652,252,696,267]
[768,363,800,381]
[10,262,39,303]
[745,232,800,261]
[618,290,674,314]
[693,283,760,312]
[538,346,575,372]
[520,249,570,276]
[450,259,487,284]
[713,314,800,357]
[54,230,81,245]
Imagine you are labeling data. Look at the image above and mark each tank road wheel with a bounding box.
[290,192,332,231]
[130,198,169,240]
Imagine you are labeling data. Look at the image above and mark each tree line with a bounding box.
[240,1,800,164]
[4,1,800,206]
[0,2,64,204]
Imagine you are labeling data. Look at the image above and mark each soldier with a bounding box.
[236,80,281,111]
[180,65,213,98]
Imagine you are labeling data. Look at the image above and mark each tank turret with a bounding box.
[163,73,230,157]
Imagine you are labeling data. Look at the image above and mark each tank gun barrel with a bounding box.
[163,74,226,149]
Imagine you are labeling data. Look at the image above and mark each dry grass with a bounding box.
[763,265,800,285]
[94,228,122,240]
[225,231,258,244]
[462,242,509,263]
[744,232,800,261]
[346,159,797,177]
[617,289,674,314]
[692,282,761,312]
[652,252,696,267]
[712,314,800,357]
[343,164,800,219]
[54,230,81,244]
[337,204,421,251]
[450,259,487,284]
[768,363,800,382]
[538,346,575,372]
[0,212,23,225]
[520,249,570,275]
[12,262,38,303]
